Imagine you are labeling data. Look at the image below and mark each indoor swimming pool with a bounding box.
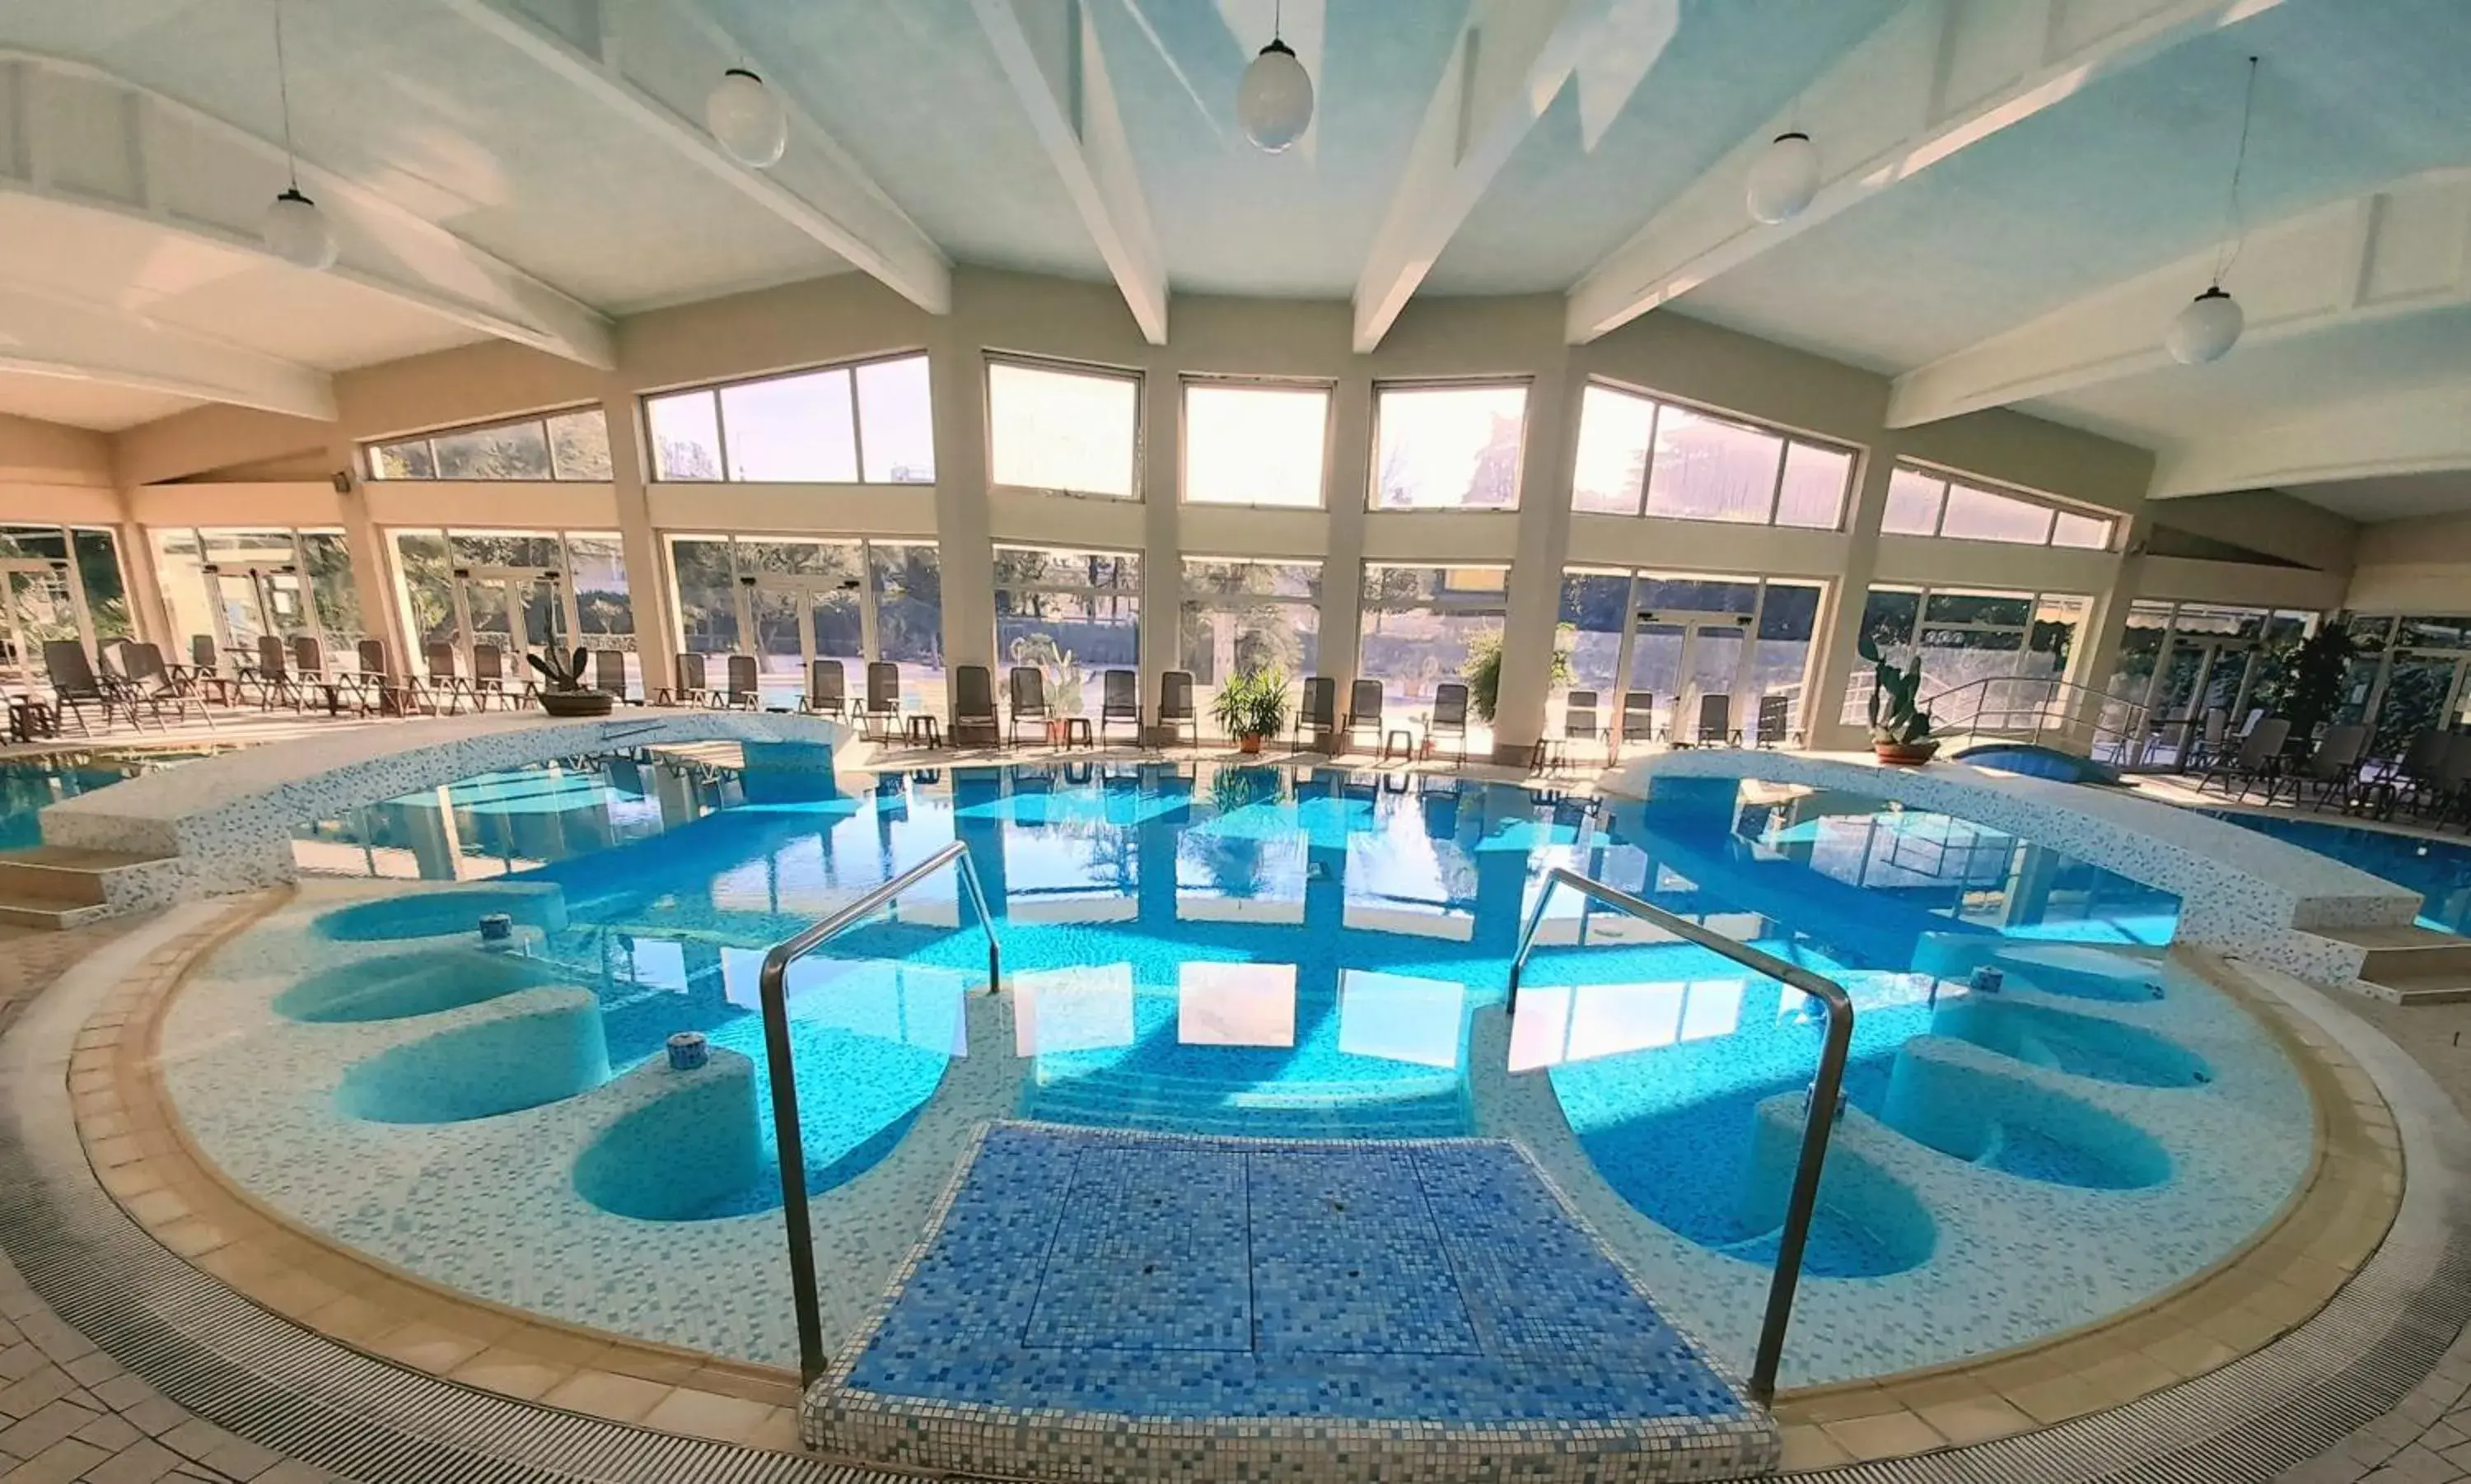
[0,755,142,849]
[2210,809,2471,934]
[153,747,2310,1391]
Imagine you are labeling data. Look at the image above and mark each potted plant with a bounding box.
[1463,628,1573,723]
[1857,636,1936,764]
[527,647,615,718]
[1210,666,1289,754]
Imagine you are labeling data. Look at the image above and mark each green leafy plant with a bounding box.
[1008,633,1086,717]
[525,646,591,693]
[1463,629,1573,722]
[2277,620,2353,747]
[1857,635,1933,746]
[1209,666,1290,740]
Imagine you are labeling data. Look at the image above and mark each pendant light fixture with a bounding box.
[2167,56,2260,366]
[707,66,787,168]
[1237,0,1313,153]
[261,0,337,272]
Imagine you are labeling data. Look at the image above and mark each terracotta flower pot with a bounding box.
[1873,739,1940,765]
[1237,733,1264,755]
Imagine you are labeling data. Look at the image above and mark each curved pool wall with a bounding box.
[1,758,140,850]
[1619,750,2423,987]
[35,709,857,917]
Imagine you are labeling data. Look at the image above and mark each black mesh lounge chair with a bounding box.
[2394,727,2456,817]
[2193,716,2290,798]
[1428,681,1469,764]
[175,634,233,706]
[352,638,409,714]
[801,658,850,717]
[1100,668,1141,744]
[2181,707,2232,772]
[1294,676,1337,752]
[1615,691,1658,758]
[119,642,213,729]
[1157,670,1198,747]
[863,660,902,737]
[2269,722,2369,810]
[424,642,476,713]
[1562,690,1601,763]
[725,654,761,710]
[1008,666,1049,745]
[254,635,306,711]
[954,665,999,744]
[1755,693,1794,748]
[41,641,113,735]
[1343,679,1384,752]
[1685,693,1733,748]
[2433,734,2471,829]
[472,643,531,708]
[592,649,631,701]
[658,652,717,707]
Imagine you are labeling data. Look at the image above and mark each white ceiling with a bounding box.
[2277,470,2471,524]
[0,0,2464,517]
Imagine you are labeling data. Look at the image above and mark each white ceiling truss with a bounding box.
[0,278,334,421]
[436,0,952,320]
[1352,0,1678,354]
[1562,0,2291,345]
[1892,169,2471,428]
[0,49,611,418]
[974,0,1169,344]
[2152,374,2471,501]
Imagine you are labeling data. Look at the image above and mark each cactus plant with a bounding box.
[1857,635,1936,759]
[526,646,591,693]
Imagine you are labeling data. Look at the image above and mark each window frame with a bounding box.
[1569,377,1857,531]
[985,354,1145,502]
[365,408,611,483]
[641,350,934,487]
[1179,376,1334,510]
[1367,378,1533,513]
[1881,460,2119,551]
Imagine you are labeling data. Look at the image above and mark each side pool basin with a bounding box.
[334,989,610,1123]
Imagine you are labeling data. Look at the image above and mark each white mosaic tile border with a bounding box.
[1616,750,2423,987]
[40,710,857,916]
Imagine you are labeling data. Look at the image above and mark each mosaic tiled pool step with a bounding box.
[805,1122,1777,1483]
[1027,1068,1470,1140]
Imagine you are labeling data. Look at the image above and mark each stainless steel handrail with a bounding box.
[1918,674,2149,760]
[759,839,1001,1386]
[1505,866,1854,1408]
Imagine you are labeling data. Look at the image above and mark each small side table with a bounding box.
[1380,727,1415,763]
[1062,717,1094,749]
[905,715,944,749]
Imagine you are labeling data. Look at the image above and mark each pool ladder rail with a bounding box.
[1506,866,1857,1409]
[758,839,1002,1387]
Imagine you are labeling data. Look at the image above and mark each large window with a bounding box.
[1183,381,1329,507]
[663,534,942,712]
[368,409,612,482]
[1556,568,1825,740]
[1880,463,2116,549]
[1360,564,1508,749]
[645,353,933,484]
[1371,383,1527,511]
[1570,382,1852,530]
[994,545,1140,717]
[0,525,129,684]
[2327,612,2471,761]
[988,360,1140,499]
[2101,600,2318,767]
[151,526,362,665]
[1842,586,2090,730]
[390,529,639,692]
[1180,558,1320,713]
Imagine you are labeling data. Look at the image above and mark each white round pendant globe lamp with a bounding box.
[1746,131,1821,224]
[264,187,339,271]
[1238,38,1313,152]
[2165,286,2244,365]
[708,68,787,169]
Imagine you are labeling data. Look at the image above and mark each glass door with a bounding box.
[1624,623,1685,737]
[1680,622,1749,740]
[750,581,806,704]
[2,561,77,684]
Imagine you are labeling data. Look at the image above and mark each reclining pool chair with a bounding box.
[1157,670,1198,748]
[1007,666,1049,745]
[1100,668,1141,744]
[1294,676,1337,753]
[953,665,999,744]
[1343,679,1385,753]
[1428,681,1469,764]
[802,658,850,718]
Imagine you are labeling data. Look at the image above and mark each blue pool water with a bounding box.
[2208,810,2471,934]
[273,751,2198,1281]
[0,758,140,849]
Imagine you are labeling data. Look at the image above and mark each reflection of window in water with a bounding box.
[1508,979,1747,1071]
[1343,834,1478,941]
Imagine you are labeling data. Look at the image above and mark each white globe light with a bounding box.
[1746,131,1821,224]
[2165,286,2244,365]
[707,68,787,169]
[1236,40,1313,152]
[263,187,338,271]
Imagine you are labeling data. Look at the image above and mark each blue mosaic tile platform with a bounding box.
[805,1122,1779,1482]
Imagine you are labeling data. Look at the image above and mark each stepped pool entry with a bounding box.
[154,749,2313,1475]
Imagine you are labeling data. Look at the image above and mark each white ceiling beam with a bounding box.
[435,0,951,317]
[1891,170,2471,427]
[974,0,1169,344]
[1565,0,2289,344]
[1353,0,1678,354]
[2151,376,2471,501]
[0,52,614,370]
[0,279,334,421]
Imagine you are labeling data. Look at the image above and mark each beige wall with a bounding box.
[73,263,2372,752]
[2347,511,2471,614]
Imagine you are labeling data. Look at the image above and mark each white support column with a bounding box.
[1319,376,1374,707]
[330,436,405,679]
[929,320,997,702]
[1491,357,1578,762]
[1138,362,1183,740]
[115,515,175,654]
[600,390,675,698]
[1805,446,1894,750]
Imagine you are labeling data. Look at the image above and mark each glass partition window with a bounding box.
[1553,567,1824,742]
[1880,462,2117,549]
[0,524,128,683]
[647,353,932,485]
[994,544,1141,716]
[148,525,362,665]
[1569,381,1852,529]
[2099,600,2321,768]
[1360,564,1508,749]
[663,534,943,714]
[1841,584,2093,730]
[1371,384,1527,511]
[389,529,638,693]
[1183,382,1329,507]
[1181,558,1321,712]
[2332,611,2471,758]
[368,408,612,482]
[988,360,1139,499]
